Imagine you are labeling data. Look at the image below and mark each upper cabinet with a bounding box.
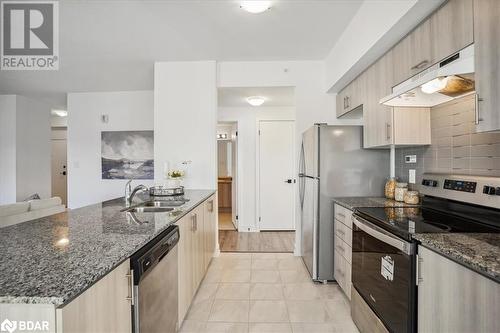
[337,0,476,148]
[431,0,473,63]
[474,0,500,133]
[336,73,366,118]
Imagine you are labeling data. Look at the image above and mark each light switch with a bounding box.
[409,169,416,184]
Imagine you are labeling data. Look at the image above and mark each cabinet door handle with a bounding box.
[336,213,345,221]
[336,268,345,278]
[346,96,350,109]
[336,245,345,253]
[416,255,423,285]
[191,214,197,231]
[208,200,214,212]
[126,270,134,305]
[475,93,483,125]
[410,59,429,71]
[343,96,347,109]
[386,122,391,141]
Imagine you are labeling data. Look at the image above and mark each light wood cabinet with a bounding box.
[392,0,473,87]
[336,72,366,118]
[431,0,473,64]
[333,204,353,300]
[177,196,217,326]
[417,246,500,333]
[363,52,394,148]
[56,260,132,333]
[203,195,216,270]
[474,0,500,133]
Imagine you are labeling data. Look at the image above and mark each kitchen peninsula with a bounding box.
[0,190,216,333]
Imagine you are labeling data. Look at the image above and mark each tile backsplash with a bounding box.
[396,94,500,190]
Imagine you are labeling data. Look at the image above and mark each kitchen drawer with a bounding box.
[334,250,352,300]
[335,234,352,264]
[334,204,353,229]
[334,219,352,247]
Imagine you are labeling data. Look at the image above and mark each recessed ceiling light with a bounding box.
[51,109,68,117]
[246,96,266,106]
[240,1,272,14]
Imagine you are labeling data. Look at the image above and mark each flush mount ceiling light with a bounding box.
[421,77,449,94]
[240,1,272,14]
[51,109,68,117]
[246,96,266,106]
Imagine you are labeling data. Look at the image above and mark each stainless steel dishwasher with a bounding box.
[131,224,179,333]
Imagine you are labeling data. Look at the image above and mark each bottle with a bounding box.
[395,182,408,202]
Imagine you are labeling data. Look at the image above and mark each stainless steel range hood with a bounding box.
[380,44,475,107]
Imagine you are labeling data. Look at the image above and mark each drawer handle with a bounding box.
[336,269,345,278]
[336,229,345,236]
[336,245,345,253]
[337,213,345,221]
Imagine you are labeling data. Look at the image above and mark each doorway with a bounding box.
[51,128,67,206]
[217,122,237,231]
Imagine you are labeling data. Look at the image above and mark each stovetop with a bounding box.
[355,196,500,241]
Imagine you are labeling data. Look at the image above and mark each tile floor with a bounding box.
[179,253,359,333]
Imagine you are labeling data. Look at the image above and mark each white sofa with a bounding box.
[0,197,66,228]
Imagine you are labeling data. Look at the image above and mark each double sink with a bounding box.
[122,198,190,213]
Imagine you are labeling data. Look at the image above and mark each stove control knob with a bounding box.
[496,187,500,196]
[431,180,438,187]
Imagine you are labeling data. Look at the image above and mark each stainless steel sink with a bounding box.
[125,207,174,213]
[142,199,189,207]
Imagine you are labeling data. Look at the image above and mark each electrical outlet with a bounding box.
[405,155,417,163]
[409,169,416,184]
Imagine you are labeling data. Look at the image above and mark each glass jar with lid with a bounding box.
[384,177,397,199]
[395,182,408,202]
[404,191,420,205]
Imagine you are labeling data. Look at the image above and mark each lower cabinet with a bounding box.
[333,204,353,299]
[177,194,216,326]
[417,246,500,333]
[56,260,132,333]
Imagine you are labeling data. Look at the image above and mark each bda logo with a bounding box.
[1,1,59,70]
[0,319,17,333]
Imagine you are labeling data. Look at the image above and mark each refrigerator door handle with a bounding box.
[299,142,306,208]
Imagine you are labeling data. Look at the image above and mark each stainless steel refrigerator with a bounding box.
[299,124,389,282]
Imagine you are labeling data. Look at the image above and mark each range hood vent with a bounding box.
[380,44,475,107]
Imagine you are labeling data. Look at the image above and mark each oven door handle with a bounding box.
[352,215,413,255]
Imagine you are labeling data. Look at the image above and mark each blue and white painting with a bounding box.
[101,131,154,179]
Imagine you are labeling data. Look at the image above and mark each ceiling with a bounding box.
[218,86,295,107]
[0,0,363,108]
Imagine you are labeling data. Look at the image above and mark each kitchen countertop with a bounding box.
[0,189,215,307]
[333,197,418,210]
[414,233,500,283]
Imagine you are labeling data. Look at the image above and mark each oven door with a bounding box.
[352,214,416,333]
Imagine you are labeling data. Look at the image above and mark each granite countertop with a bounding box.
[333,196,419,210]
[0,189,214,307]
[414,233,500,283]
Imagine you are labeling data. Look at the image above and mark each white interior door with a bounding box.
[51,129,67,206]
[258,120,295,230]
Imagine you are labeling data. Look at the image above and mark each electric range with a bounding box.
[351,174,500,333]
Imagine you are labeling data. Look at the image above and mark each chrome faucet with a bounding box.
[127,184,148,207]
[125,179,133,205]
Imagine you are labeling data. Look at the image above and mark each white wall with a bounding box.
[0,95,17,204]
[15,96,52,201]
[218,61,361,252]
[218,107,295,232]
[0,95,51,204]
[154,61,217,190]
[67,91,154,209]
